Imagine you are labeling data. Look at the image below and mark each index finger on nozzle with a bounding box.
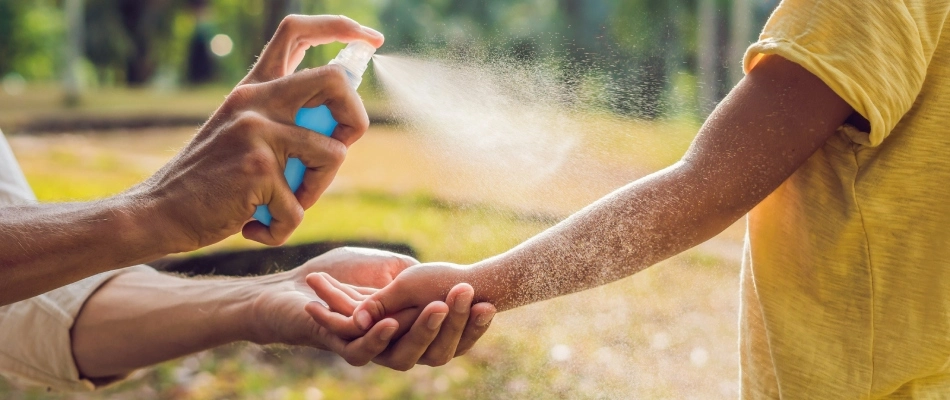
[285,15,384,49]
[317,15,385,48]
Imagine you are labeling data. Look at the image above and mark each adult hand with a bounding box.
[135,15,385,252]
[247,247,412,349]
[306,264,496,369]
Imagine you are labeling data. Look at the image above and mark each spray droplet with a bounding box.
[550,344,572,362]
[305,387,324,400]
[690,347,709,367]
[433,375,450,393]
[594,346,616,364]
[372,53,580,202]
[651,332,671,350]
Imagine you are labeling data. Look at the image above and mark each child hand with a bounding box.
[305,263,495,368]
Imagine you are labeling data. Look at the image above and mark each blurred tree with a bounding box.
[729,0,752,86]
[0,1,65,80]
[697,0,718,114]
[607,0,694,118]
[185,0,215,84]
[263,0,302,40]
[84,0,179,85]
[0,1,27,77]
[64,0,84,104]
[0,0,776,112]
[117,0,178,85]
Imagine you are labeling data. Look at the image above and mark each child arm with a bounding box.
[321,55,855,330]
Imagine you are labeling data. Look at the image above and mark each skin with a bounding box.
[0,15,384,306]
[4,14,495,374]
[71,247,497,383]
[308,55,859,335]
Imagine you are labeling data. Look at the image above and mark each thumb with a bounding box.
[353,283,416,331]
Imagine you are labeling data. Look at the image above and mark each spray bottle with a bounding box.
[253,41,376,226]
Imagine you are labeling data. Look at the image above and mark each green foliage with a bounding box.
[2,0,773,119]
[83,0,184,85]
[0,1,65,80]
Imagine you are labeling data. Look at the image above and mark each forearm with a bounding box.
[467,160,747,311]
[0,193,169,305]
[465,55,854,311]
[70,270,261,380]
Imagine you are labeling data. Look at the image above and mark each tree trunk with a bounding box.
[117,0,159,86]
[63,0,84,105]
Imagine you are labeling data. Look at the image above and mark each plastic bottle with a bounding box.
[253,40,376,226]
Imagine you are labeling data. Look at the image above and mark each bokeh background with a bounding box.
[0,0,777,398]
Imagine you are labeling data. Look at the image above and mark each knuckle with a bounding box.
[225,85,256,109]
[372,299,389,321]
[352,109,370,133]
[288,204,305,226]
[232,110,267,133]
[241,148,275,177]
[321,64,349,89]
[276,14,302,36]
[312,138,346,166]
[327,139,347,164]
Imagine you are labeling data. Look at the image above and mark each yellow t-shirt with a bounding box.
[741,0,950,398]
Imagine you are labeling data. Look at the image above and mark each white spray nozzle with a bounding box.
[329,40,376,89]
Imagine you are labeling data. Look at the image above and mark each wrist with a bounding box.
[102,192,173,265]
[119,186,187,255]
[465,256,511,310]
[239,272,294,345]
[216,276,272,345]
[457,261,492,303]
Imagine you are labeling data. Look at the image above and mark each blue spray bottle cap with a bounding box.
[252,40,376,226]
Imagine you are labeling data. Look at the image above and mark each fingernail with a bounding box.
[380,326,397,341]
[454,292,474,313]
[427,312,447,330]
[475,313,495,327]
[356,310,372,330]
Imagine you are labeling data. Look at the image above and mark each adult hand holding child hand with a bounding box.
[72,247,492,379]
[305,263,496,369]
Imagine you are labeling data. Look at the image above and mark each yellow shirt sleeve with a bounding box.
[744,0,945,146]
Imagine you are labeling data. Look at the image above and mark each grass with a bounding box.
[0,91,743,399]
[0,85,228,130]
